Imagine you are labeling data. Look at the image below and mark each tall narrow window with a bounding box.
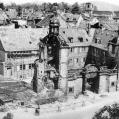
[68,37,73,43]
[23,64,25,70]
[78,37,83,42]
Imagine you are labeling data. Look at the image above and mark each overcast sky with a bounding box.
[1,0,119,5]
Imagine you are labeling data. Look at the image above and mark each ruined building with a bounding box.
[32,14,114,95]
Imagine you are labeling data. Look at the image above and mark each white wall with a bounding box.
[99,74,108,93]
[74,77,82,97]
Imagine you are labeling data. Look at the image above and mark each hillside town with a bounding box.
[1,1,119,119]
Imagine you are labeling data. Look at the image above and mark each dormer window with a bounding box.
[68,37,73,43]
[78,37,83,42]
[73,18,76,21]
[63,31,65,34]
[66,18,70,22]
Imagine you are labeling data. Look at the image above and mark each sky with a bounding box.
[0,0,119,5]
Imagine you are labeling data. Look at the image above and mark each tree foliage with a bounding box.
[93,103,119,119]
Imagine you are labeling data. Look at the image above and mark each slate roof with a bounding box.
[27,11,43,20]
[93,11,113,16]
[36,14,54,27]
[102,21,119,31]
[59,27,93,43]
[63,13,80,22]
[93,28,118,47]
[0,28,48,51]
[36,13,70,28]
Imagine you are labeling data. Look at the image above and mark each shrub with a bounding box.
[93,103,119,119]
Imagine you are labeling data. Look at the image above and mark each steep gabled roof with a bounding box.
[36,13,70,28]
[93,28,118,47]
[0,28,48,51]
[36,14,53,27]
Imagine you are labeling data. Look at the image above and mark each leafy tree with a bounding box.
[93,103,119,119]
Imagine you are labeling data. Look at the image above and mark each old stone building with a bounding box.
[0,28,48,82]
[37,15,112,96]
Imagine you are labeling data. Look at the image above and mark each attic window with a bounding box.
[78,37,83,42]
[63,31,65,34]
[68,37,73,43]
[66,18,70,22]
[29,41,32,44]
[73,18,76,21]
[98,39,101,44]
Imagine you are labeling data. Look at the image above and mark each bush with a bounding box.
[93,103,119,119]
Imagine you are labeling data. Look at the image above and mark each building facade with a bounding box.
[0,28,48,82]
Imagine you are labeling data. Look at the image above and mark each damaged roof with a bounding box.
[93,28,118,47]
[114,11,119,19]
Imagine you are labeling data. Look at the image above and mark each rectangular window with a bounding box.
[20,65,22,70]
[68,37,73,43]
[70,48,74,53]
[111,82,115,87]
[81,57,85,63]
[78,37,83,42]
[20,64,25,70]
[69,87,74,93]
[32,64,34,68]
[83,57,86,62]
[23,64,25,70]
[29,64,32,69]
[68,59,73,65]
[29,64,34,69]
